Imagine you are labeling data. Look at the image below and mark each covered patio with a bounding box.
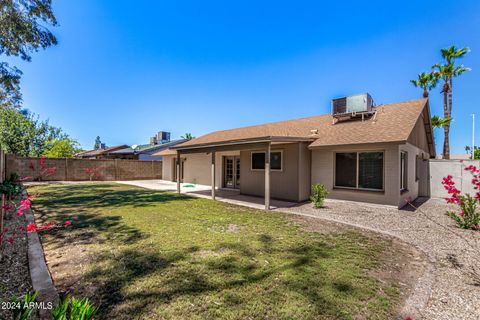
[170,138,313,210]
[115,179,298,210]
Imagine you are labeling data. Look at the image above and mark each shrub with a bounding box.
[53,296,98,320]
[10,291,38,320]
[442,165,480,230]
[310,183,329,208]
[0,173,23,198]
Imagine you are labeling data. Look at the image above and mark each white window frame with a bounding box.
[333,151,385,191]
[400,151,408,191]
[250,150,283,172]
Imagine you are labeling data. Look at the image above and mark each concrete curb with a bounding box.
[23,190,59,319]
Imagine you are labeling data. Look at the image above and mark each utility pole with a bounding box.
[473,113,476,160]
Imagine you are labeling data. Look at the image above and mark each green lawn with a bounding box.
[29,183,401,320]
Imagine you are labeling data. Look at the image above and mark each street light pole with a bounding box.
[473,113,476,160]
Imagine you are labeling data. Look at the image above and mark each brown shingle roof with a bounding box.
[76,145,129,157]
[174,98,429,150]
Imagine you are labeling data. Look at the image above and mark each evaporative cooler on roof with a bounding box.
[332,93,376,122]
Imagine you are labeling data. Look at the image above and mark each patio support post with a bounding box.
[176,151,181,194]
[211,151,216,200]
[265,142,271,210]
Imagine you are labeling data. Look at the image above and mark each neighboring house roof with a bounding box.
[173,98,434,155]
[153,148,177,156]
[76,145,129,157]
[111,139,188,155]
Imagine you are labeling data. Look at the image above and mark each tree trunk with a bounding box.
[423,89,429,98]
[448,78,453,115]
[443,81,450,159]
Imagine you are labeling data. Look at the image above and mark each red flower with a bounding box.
[16,210,24,216]
[64,220,72,226]
[26,223,38,233]
[18,176,33,182]
[40,156,46,170]
[7,236,14,244]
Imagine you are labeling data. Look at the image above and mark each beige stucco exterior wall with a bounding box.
[239,143,309,202]
[407,115,431,155]
[162,155,174,181]
[311,142,430,207]
[162,151,240,187]
[398,142,430,207]
[298,142,312,201]
[311,143,401,206]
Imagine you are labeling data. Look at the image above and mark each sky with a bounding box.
[8,0,480,153]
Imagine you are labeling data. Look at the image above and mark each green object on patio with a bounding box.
[183,184,195,188]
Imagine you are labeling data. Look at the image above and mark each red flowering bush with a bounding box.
[83,166,104,181]
[442,165,480,230]
[1,172,72,250]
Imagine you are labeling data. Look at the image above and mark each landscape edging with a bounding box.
[23,190,59,319]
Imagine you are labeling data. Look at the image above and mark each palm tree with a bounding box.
[441,46,470,114]
[181,133,195,140]
[431,46,470,159]
[410,72,437,98]
[431,115,452,129]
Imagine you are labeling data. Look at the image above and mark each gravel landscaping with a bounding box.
[279,198,480,320]
[0,206,33,319]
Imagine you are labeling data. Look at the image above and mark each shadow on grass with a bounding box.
[31,183,194,210]
[36,208,146,249]
[81,236,365,319]
[30,184,386,319]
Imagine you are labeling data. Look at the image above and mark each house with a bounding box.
[108,132,187,160]
[158,95,435,209]
[75,145,129,159]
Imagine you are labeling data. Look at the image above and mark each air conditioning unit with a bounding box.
[156,131,171,143]
[332,93,375,117]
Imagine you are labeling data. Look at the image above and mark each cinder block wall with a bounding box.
[5,155,162,181]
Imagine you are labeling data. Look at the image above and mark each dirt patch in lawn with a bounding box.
[289,214,428,318]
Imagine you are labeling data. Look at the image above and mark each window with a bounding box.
[400,151,408,191]
[335,153,357,188]
[251,151,282,171]
[335,152,384,191]
[251,152,265,170]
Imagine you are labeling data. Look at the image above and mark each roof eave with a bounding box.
[172,136,316,151]
[308,140,407,150]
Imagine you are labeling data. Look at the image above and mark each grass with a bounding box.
[28,183,401,320]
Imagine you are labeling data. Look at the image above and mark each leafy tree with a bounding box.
[475,149,480,160]
[0,0,57,108]
[181,133,195,140]
[410,72,437,98]
[43,137,80,158]
[0,107,65,156]
[431,46,470,159]
[94,136,102,149]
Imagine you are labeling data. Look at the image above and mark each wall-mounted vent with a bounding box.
[332,93,375,122]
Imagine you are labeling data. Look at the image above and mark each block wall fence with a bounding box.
[5,155,162,181]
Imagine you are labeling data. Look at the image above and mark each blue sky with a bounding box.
[9,0,480,153]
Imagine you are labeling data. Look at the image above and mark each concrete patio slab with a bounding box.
[115,179,297,210]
